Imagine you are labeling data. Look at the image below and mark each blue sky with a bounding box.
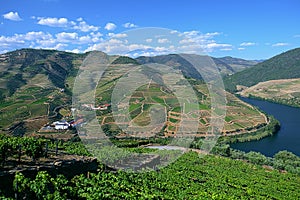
[0,0,299,59]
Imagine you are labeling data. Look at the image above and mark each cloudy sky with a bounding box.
[1,0,300,59]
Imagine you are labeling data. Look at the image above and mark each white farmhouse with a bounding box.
[53,121,70,130]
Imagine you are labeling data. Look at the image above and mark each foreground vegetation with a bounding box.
[1,134,300,199]
[2,152,299,199]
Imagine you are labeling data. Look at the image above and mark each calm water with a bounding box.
[230,97,300,157]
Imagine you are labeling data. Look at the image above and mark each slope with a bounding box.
[0,49,86,133]
[224,47,300,92]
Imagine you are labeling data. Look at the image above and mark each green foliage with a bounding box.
[22,137,46,160]
[244,151,268,165]
[0,135,91,165]
[224,47,300,92]
[7,152,300,199]
[61,141,92,156]
[273,151,300,173]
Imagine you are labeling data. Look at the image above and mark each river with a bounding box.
[230,97,300,157]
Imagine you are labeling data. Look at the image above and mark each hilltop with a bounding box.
[136,54,258,78]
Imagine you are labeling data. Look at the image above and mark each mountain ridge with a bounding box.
[136,54,258,77]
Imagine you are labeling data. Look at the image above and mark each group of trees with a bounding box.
[0,135,91,166]
[0,135,46,164]
[210,143,300,175]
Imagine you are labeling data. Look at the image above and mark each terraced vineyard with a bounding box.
[0,49,85,135]
[95,63,267,138]
[239,78,300,107]
[3,151,300,199]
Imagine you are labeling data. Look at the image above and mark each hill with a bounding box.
[224,47,300,92]
[136,54,258,78]
[94,57,267,139]
[0,48,86,134]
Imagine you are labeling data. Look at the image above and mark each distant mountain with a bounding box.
[136,54,203,79]
[214,56,259,74]
[136,54,257,78]
[224,48,300,92]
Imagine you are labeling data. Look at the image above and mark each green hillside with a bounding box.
[0,49,265,138]
[0,49,86,134]
[224,48,300,92]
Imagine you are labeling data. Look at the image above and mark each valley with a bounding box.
[1,48,300,199]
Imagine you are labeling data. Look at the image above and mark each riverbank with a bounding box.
[239,93,300,108]
[220,115,280,144]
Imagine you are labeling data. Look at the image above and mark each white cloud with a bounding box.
[0,49,8,54]
[67,48,81,54]
[24,31,52,41]
[0,30,105,53]
[104,22,117,31]
[240,42,256,46]
[272,42,289,47]
[73,20,99,32]
[181,31,199,37]
[0,27,233,57]
[56,32,78,42]
[3,11,22,21]
[108,33,127,38]
[0,35,25,46]
[293,34,300,38]
[238,47,245,50]
[85,38,153,55]
[36,16,99,33]
[90,32,103,42]
[157,38,170,44]
[206,43,232,49]
[53,43,67,50]
[123,22,138,28]
[37,17,72,27]
[203,32,221,37]
[220,48,232,51]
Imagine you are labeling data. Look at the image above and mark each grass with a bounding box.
[129,103,142,112]
[225,115,234,123]
[200,118,206,124]
[169,117,179,123]
[151,96,165,104]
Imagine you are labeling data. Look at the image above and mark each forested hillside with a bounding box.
[224,48,300,92]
